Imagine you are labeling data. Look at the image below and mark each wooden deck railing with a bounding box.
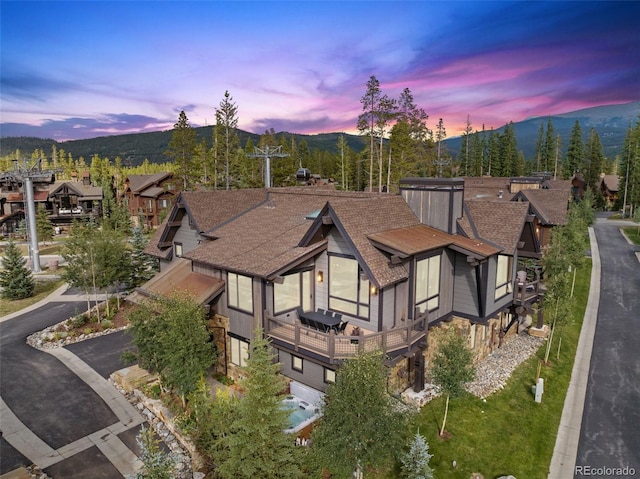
[513,279,544,305]
[265,312,428,364]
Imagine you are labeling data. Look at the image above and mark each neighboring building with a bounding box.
[0,171,102,234]
[599,174,619,208]
[137,180,554,396]
[121,173,178,229]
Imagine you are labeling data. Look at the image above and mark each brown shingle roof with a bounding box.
[516,188,570,225]
[324,195,420,288]
[181,189,267,234]
[183,190,343,278]
[125,173,173,193]
[461,200,530,253]
[600,174,619,192]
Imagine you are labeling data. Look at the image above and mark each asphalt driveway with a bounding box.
[0,295,139,477]
[574,216,640,476]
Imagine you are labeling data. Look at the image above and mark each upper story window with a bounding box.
[228,272,253,313]
[328,255,369,320]
[495,255,513,300]
[415,253,441,314]
[174,242,183,258]
[159,199,170,209]
[274,270,311,315]
[147,199,153,211]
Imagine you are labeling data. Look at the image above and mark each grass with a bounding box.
[0,279,65,317]
[623,226,640,245]
[393,259,593,479]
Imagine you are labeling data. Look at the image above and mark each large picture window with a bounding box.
[328,255,369,319]
[274,271,311,314]
[495,255,513,299]
[228,272,253,312]
[415,254,441,313]
[230,336,249,367]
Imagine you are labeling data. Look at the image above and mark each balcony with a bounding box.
[265,311,428,365]
[513,278,545,306]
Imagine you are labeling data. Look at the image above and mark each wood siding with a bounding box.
[277,350,330,392]
[453,254,480,316]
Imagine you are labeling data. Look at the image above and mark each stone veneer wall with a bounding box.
[207,314,232,379]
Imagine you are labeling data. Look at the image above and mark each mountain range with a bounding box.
[1,101,637,166]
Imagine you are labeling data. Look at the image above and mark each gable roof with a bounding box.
[600,174,619,192]
[180,189,267,234]
[459,200,530,253]
[124,173,173,194]
[48,180,103,200]
[513,188,570,226]
[183,189,373,279]
[144,188,268,259]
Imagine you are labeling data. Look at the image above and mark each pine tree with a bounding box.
[215,90,240,190]
[128,226,158,288]
[0,239,35,300]
[218,329,301,479]
[357,75,382,192]
[310,350,407,478]
[400,432,434,479]
[165,111,198,190]
[585,128,605,192]
[565,120,585,179]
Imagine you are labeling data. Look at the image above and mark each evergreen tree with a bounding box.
[218,329,301,479]
[565,120,584,179]
[310,350,407,478]
[431,330,475,436]
[435,118,447,177]
[0,239,35,300]
[128,226,158,288]
[400,432,433,479]
[215,90,240,190]
[134,425,175,479]
[543,117,557,172]
[585,128,605,191]
[165,111,198,190]
[357,75,382,192]
[620,119,640,216]
[499,122,518,177]
[535,121,545,172]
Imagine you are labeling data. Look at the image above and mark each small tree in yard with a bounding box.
[309,350,407,478]
[400,431,433,479]
[132,425,174,479]
[126,292,215,406]
[218,329,302,479]
[128,226,158,288]
[36,205,54,244]
[431,330,475,436]
[0,239,35,300]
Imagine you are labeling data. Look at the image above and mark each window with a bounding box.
[174,242,183,258]
[147,199,153,211]
[324,368,336,384]
[274,271,311,314]
[230,336,249,367]
[328,255,369,319]
[228,272,253,312]
[495,255,513,299]
[159,199,170,209]
[292,355,303,372]
[415,254,441,313]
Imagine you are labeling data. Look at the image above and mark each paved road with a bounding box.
[574,216,640,476]
[0,287,143,478]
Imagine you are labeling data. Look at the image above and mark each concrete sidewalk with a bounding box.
[547,227,601,478]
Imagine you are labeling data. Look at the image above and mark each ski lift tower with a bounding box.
[9,159,58,272]
[247,145,289,188]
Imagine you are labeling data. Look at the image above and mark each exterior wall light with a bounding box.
[317,271,324,283]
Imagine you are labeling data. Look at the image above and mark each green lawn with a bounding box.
[0,279,66,317]
[398,260,592,479]
[623,226,640,245]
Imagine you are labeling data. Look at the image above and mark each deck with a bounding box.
[265,312,428,364]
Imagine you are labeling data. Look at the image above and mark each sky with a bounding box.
[1,1,639,141]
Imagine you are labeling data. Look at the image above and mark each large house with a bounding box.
[121,173,178,229]
[137,178,562,396]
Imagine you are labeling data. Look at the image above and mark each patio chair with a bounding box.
[317,308,325,315]
[337,320,349,334]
